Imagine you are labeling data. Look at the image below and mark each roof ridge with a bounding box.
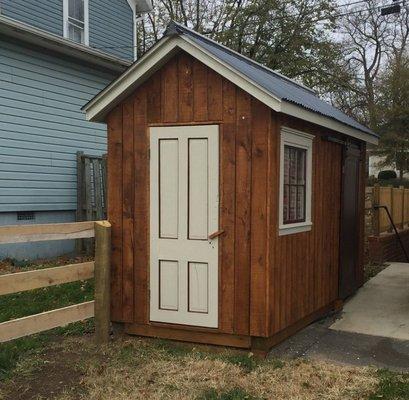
[165,20,316,95]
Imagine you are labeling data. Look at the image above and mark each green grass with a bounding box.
[368,369,409,400]
[0,260,95,380]
[197,388,261,400]
[0,280,94,323]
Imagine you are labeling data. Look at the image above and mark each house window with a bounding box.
[279,127,314,235]
[63,0,89,45]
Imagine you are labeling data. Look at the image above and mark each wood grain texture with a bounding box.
[0,301,94,343]
[0,262,94,295]
[219,80,236,333]
[122,96,135,322]
[268,114,343,336]
[107,106,123,321]
[0,221,94,244]
[134,85,149,324]
[234,89,252,335]
[249,100,270,336]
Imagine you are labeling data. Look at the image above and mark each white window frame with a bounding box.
[279,126,314,236]
[63,0,89,46]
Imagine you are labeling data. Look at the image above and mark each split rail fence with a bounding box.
[0,221,111,344]
[367,184,409,235]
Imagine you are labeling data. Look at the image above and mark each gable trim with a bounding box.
[83,34,378,144]
[83,35,282,121]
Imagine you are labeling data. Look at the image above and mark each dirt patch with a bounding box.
[0,344,88,400]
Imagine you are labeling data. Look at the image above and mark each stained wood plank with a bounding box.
[134,85,148,324]
[147,71,162,123]
[234,89,252,335]
[249,100,269,337]
[0,221,95,244]
[207,69,223,121]
[0,262,94,295]
[107,105,123,322]
[0,301,94,343]
[162,58,178,122]
[193,60,208,122]
[178,53,193,122]
[219,80,236,333]
[122,96,135,322]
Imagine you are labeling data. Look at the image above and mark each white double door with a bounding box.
[149,125,219,328]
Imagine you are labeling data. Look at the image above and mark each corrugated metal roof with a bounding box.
[166,21,376,137]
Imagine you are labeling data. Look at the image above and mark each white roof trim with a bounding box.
[282,102,378,145]
[84,33,378,144]
[0,15,130,72]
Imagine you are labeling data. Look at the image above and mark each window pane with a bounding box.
[68,23,84,43]
[284,147,290,184]
[289,148,297,184]
[69,0,84,22]
[297,186,305,220]
[289,186,297,221]
[283,185,289,223]
[283,145,307,225]
[297,150,306,185]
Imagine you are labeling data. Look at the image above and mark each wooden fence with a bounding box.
[367,184,409,235]
[77,152,107,222]
[0,221,111,344]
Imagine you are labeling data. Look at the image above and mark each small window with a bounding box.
[279,127,314,235]
[283,146,306,224]
[63,0,89,45]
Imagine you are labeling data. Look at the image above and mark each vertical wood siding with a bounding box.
[107,52,256,328]
[266,114,343,336]
[107,51,347,339]
[1,0,133,60]
[0,38,119,212]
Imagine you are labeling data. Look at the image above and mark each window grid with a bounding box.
[283,145,307,224]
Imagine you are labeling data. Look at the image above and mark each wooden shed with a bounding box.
[84,22,379,351]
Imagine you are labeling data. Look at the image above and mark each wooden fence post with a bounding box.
[94,220,111,344]
[373,184,380,236]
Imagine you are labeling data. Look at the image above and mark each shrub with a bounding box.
[378,170,397,180]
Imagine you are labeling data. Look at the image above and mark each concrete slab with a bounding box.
[269,315,409,372]
[330,263,409,341]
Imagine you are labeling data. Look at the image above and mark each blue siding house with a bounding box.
[0,0,140,259]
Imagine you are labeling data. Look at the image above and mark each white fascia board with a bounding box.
[0,15,129,72]
[281,102,379,145]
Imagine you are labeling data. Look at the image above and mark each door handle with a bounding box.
[208,229,225,240]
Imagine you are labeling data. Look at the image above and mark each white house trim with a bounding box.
[83,33,378,145]
[63,0,89,46]
[278,127,314,236]
[0,15,129,71]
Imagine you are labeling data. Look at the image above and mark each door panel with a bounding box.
[159,139,179,239]
[339,144,361,299]
[150,125,219,328]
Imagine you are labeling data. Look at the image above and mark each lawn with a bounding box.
[0,257,408,400]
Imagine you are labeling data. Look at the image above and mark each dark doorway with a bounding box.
[339,143,361,299]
